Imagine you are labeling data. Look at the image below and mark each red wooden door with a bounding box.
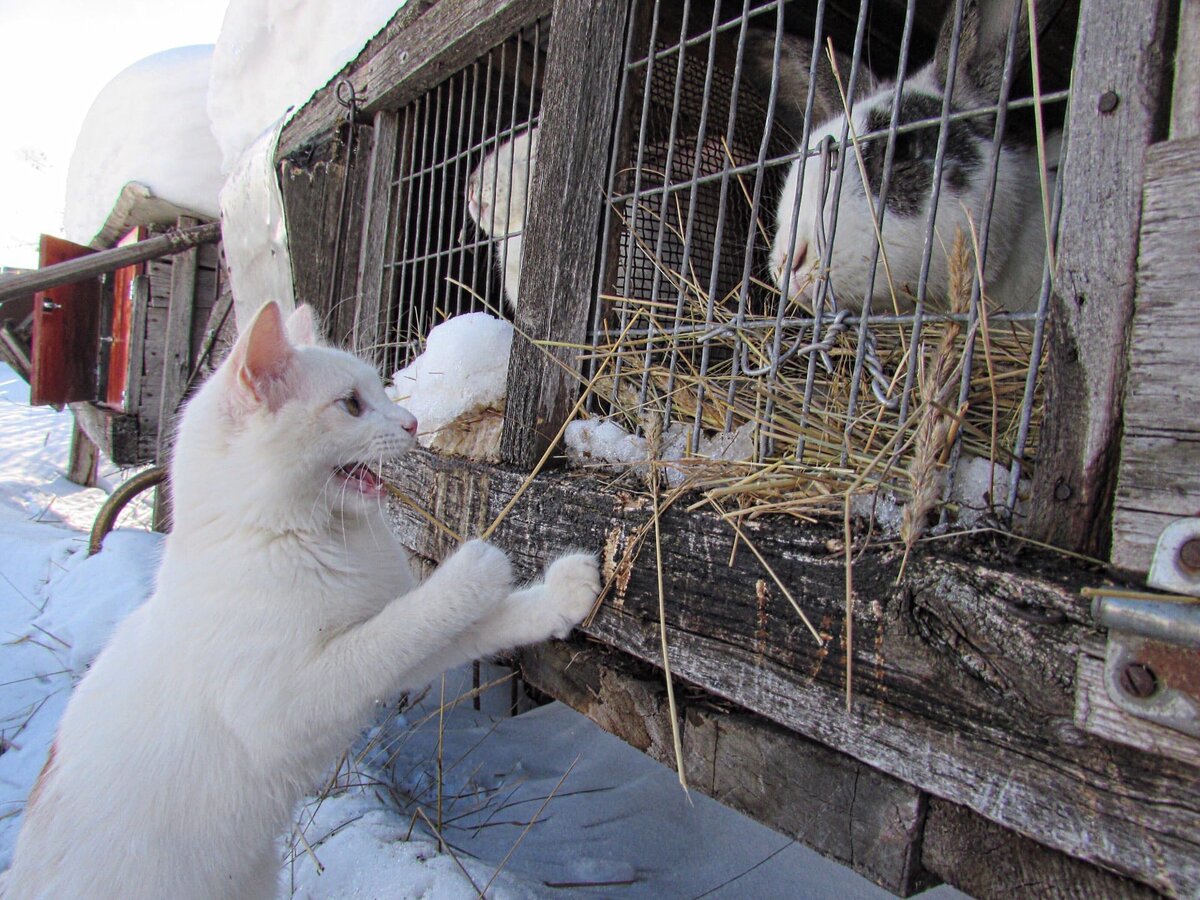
[30,235,101,407]
[106,227,146,409]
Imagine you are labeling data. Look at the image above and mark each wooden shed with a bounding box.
[277,0,1198,896]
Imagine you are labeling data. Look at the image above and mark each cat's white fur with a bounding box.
[466,127,538,310]
[4,302,599,900]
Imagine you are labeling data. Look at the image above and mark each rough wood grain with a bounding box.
[68,401,143,468]
[66,420,100,487]
[277,0,548,160]
[1075,652,1200,768]
[156,217,200,461]
[922,798,1160,900]
[280,125,374,349]
[353,110,401,362]
[1112,136,1200,573]
[500,0,630,466]
[520,639,933,896]
[1173,1,1200,140]
[382,450,1198,895]
[1028,0,1172,558]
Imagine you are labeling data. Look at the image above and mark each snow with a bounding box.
[207,0,406,173]
[564,418,756,486]
[0,362,968,897]
[63,45,224,246]
[219,118,298,329]
[391,314,514,445]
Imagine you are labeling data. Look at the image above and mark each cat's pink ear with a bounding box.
[285,305,319,347]
[230,301,295,410]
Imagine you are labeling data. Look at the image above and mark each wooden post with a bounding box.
[500,0,631,466]
[353,110,402,364]
[66,420,100,487]
[1027,0,1173,557]
[156,216,200,461]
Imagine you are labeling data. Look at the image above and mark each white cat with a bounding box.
[465,127,538,310]
[3,301,599,900]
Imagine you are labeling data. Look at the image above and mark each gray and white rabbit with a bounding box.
[740,28,878,143]
[771,0,1062,314]
[465,126,539,311]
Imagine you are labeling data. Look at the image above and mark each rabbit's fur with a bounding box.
[772,0,1062,314]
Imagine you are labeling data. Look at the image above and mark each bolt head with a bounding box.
[1098,91,1120,114]
[1118,662,1158,699]
[1178,537,1200,574]
[1054,480,1073,501]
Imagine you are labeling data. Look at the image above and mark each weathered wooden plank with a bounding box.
[500,0,630,466]
[0,222,220,307]
[0,325,31,382]
[1112,136,1200,573]
[277,0,548,160]
[156,217,200,460]
[68,401,143,468]
[1173,1,1200,140]
[922,798,1160,900]
[1075,652,1200,768]
[66,420,100,487]
[353,110,401,362]
[520,639,933,896]
[382,450,1198,896]
[1029,0,1172,557]
[280,124,374,349]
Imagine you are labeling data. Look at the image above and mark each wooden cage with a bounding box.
[278,0,1198,896]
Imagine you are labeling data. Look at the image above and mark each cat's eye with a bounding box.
[340,391,363,417]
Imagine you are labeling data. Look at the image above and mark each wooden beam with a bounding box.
[1112,136,1200,572]
[382,450,1198,896]
[521,639,934,896]
[277,0,548,160]
[0,325,31,381]
[0,222,220,307]
[500,0,631,466]
[1028,0,1172,557]
[922,798,1159,899]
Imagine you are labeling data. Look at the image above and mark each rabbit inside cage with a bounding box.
[580,0,1076,528]
[375,18,548,377]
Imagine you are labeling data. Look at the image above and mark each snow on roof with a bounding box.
[63,45,223,246]
[207,0,407,173]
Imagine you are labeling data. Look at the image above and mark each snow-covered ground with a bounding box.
[0,363,967,898]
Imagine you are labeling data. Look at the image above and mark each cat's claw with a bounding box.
[543,552,601,638]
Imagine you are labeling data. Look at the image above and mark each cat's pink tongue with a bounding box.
[336,463,386,498]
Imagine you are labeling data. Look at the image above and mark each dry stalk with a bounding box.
[898,231,972,577]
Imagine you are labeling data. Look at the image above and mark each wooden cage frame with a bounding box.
[277,0,1198,896]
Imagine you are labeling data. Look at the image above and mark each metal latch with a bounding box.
[1092,519,1200,738]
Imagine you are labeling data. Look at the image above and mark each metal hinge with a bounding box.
[1092,519,1200,739]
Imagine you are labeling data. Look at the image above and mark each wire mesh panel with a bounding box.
[589,0,1073,532]
[373,18,549,376]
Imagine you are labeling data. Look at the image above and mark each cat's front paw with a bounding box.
[447,539,514,602]
[543,553,601,638]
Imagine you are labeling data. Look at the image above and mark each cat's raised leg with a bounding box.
[297,539,515,715]
[394,552,600,690]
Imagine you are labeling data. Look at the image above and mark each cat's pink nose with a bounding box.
[404,418,418,436]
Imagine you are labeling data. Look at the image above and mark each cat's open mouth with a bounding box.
[334,463,386,499]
